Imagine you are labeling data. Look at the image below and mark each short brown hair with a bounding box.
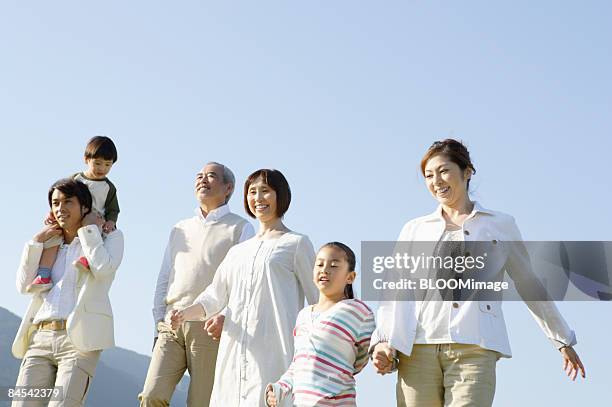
[420,139,476,188]
[243,169,291,218]
[85,136,118,163]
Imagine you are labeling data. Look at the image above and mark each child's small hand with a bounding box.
[265,385,277,407]
[83,211,104,229]
[372,342,395,375]
[102,220,116,234]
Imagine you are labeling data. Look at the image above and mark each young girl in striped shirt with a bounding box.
[265,242,375,407]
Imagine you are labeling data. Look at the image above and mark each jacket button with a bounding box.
[486,305,491,310]
[452,302,459,308]
[463,230,470,236]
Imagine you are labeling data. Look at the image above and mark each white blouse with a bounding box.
[194,232,319,407]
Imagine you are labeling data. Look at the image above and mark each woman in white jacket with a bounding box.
[371,139,585,407]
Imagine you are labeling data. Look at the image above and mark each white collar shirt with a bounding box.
[195,204,230,224]
[33,238,83,323]
[371,201,576,358]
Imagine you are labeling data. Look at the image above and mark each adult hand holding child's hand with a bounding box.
[372,342,395,375]
[265,384,277,407]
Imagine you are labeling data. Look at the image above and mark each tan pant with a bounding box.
[397,344,499,407]
[139,321,219,407]
[12,329,101,407]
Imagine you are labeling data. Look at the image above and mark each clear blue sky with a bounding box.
[1,1,610,405]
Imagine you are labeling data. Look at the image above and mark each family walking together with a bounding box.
[11,137,585,407]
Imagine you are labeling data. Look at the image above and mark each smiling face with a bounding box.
[51,189,86,231]
[313,246,356,298]
[424,154,472,208]
[195,163,232,209]
[246,177,278,223]
[84,157,114,180]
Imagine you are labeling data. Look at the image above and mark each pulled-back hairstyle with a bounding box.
[320,241,356,300]
[243,169,291,218]
[420,138,476,189]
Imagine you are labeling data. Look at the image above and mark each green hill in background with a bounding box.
[0,307,188,406]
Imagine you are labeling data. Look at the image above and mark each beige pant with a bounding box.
[12,329,101,407]
[139,321,219,407]
[397,344,499,407]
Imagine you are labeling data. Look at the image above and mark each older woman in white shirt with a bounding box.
[172,168,318,407]
[371,139,585,407]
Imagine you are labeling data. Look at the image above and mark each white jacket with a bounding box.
[12,225,124,358]
[371,202,576,358]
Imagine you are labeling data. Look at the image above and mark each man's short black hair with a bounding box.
[48,178,93,215]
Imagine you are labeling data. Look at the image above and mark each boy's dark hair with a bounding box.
[243,169,291,218]
[48,178,93,215]
[84,136,118,163]
[321,241,356,300]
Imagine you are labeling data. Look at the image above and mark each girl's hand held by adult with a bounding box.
[265,384,277,407]
[372,342,395,375]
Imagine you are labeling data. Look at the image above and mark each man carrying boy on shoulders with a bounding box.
[12,178,124,407]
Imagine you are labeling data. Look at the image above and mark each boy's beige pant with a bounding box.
[12,329,101,407]
[138,321,219,407]
[396,344,499,407]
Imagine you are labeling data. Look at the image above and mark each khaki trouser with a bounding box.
[397,344,500,407]
[12,329,101,407]
[139,321,219,407]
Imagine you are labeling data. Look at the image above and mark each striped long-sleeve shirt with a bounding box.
[267,299,375,407]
